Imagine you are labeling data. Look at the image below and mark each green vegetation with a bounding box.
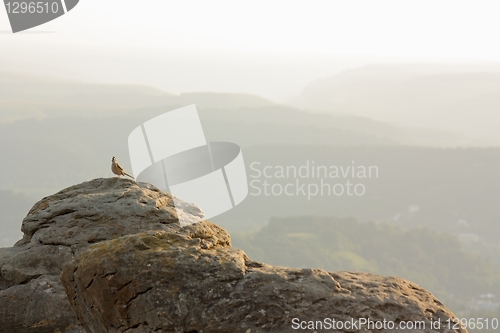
[232,216,500,313]
[2,72,500,322]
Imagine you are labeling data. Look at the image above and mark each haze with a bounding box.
[2,0,500,101]
[1,1,500,323]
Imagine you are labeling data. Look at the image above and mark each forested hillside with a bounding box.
[233,216,500,319]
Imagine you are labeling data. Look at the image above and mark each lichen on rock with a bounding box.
[0,177,466,333]
[0,178,204,333]
[62,226,466,333]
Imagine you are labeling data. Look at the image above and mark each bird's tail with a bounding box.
[124,172,135,179]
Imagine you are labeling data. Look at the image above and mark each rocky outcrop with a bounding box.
[1,178,466,333]
[0,178,204,333]
[61,227,466,333]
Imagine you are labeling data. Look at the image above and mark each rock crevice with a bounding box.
[0,178,466,333]
[0,178,203,333]
[62,228,466,333]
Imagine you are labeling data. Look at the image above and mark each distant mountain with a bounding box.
[0,190,34,247]
[1,71,482,147]
[2,70,499,251]
[293,64,500,144]
[0,72,275,121]
[214,144,500,244]
[196,106,476,147]
[0,108,482,198]
[0,72,165,99]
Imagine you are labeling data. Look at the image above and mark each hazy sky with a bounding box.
[1,0,500,58]
[2,1,500,100]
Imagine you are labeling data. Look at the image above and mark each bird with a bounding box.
[111,156,134,179]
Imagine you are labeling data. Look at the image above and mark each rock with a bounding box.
[0,178,204,333]
[61,228,466,333]
[1,177,466,333]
